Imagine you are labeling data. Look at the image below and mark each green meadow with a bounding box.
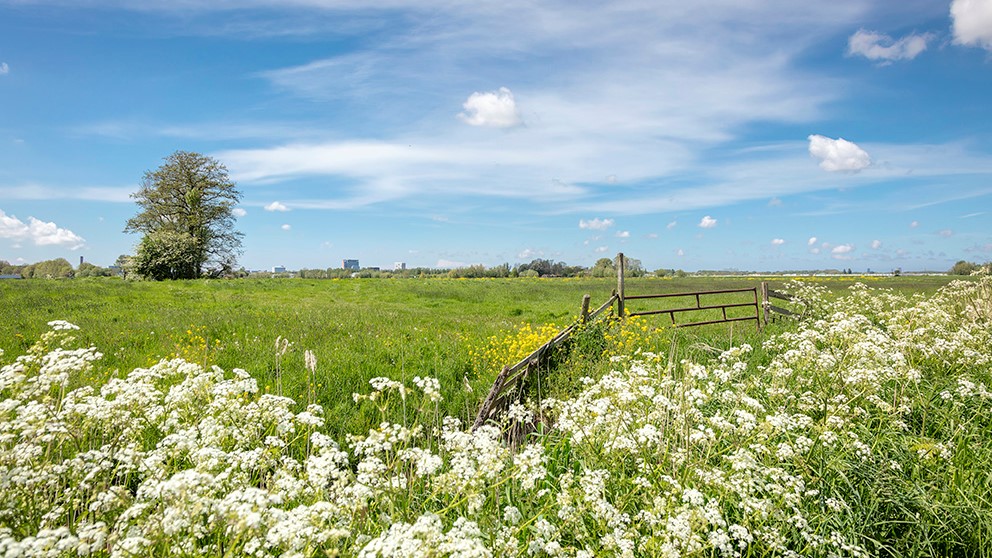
[0,274,962,436]
[3,273,989,556]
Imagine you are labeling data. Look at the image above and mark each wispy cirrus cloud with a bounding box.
[847,29,932,62]
[0,183,134,202]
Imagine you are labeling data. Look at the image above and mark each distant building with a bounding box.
[394,262,406,271]
[273,266,287,273]
[343,259,360,271]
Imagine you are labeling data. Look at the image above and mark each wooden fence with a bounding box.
[472,293,617,430]
[473,253,802,430]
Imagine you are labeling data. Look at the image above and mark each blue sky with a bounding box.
[1,0,991,272]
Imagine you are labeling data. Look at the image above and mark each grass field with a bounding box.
[2,273,989,556]
[0,274,964,436]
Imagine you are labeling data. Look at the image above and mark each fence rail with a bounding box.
[472,293,617,430]
[625,287,761,329]
[760,282,799,323]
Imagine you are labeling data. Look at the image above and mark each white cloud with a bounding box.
[265,201,289,212]
[594,246,609,253]
[847,29,931,62]
[0,63,8,75]
[771,238,785,245]
[616,230,630,238]
[579,218,614,231]
[952,0,992,50]
[646,233,658,239]
[0,210,85,249]
[232,207,247,217]
[281,224,291,231]
[676,248,685,257]
[698,215,717,229]
[807,135,870,172]
[667,221,678,230]
[910,220,920,228]
[808,236,818,246]
[938,229,954,238]
[518,248,542,259]
[871,239,882,249]
[768,197,782,207]
[458,87,522,128]
[831,244,855,259]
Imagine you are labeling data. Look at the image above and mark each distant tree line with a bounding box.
[0,259,115,279]
[949,260,991,275]
[8,256,986,281]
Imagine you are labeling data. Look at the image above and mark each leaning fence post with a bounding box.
[616,252,625,317]
[581,294,591,323]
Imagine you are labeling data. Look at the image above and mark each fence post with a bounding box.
[616,252,625,317]
[581,294,591,323]
[760,281,769,326]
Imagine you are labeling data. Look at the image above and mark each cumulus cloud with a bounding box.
[579,217,614,231]
[667,221,678,230]
[847,29,931,62]
[458,87,522,128]
[265,201,289,212]
[232,207,247,217]
[616,230,630,238]
[808,236,818,246]
[0,210,85,249]
[281,224,291,231]
[594,246,609,253]
[808,135,871,172]
[952,0,992,50]
[676,248,685,257]
[0,63,8,75]
[910,220,919,228]
[698,215,717,229]
[831,244,855,259]
[871,239,882,249]
[771,238,785,245]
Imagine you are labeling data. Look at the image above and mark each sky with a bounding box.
[1,0,991,273]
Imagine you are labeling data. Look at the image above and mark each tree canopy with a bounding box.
[125,151,243,280]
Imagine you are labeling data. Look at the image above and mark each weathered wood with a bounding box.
[616,252,625,316]
[581,294,591,323]
[472,365,513,430]
[588,294,618,321]
[766,304,795,316]
[767,290,793,301]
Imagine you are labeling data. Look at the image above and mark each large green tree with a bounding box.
[125,151,243,280]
